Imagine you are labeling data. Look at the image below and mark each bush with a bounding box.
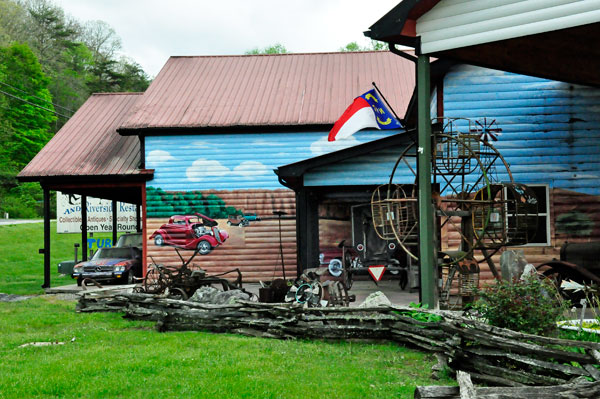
[472,275,570,336]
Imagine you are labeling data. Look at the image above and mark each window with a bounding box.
[505,184,550,246]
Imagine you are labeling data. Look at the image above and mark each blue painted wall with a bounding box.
[444,65,600,195]
[304,144,414,187]
[145,130,397,191]
[304,65,600,195]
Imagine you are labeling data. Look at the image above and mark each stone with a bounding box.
[359,291,392,307]
[189,287,250,304]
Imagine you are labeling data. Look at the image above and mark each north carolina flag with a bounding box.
[328,89,402,141]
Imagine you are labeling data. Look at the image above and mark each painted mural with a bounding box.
[145,130,397,281]
[440,65,600,281]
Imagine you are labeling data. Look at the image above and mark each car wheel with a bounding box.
[154,235,164,246]
[197,240,212,255]
[76,276,83,287]
[127,271,134,285]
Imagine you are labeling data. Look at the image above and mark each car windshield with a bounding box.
[116,233,142,248]
[93,247,132,260]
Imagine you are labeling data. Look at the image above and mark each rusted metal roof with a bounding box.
[18,93,149,181]
[119,51,415,133]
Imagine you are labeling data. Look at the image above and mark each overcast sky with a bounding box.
[52,0,400,77]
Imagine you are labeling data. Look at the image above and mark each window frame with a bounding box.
[504,183,550,247]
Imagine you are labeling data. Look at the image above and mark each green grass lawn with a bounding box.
[0,223,454,398]
[0,222,111,294]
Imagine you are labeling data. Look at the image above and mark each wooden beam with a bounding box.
[42,187,51,289]
[81,195,88,261]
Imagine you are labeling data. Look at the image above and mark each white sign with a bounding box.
[56,191,138,234]
[368,265,386,282]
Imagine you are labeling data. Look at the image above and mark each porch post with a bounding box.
[296,188,319,277]
[136,204,141,232]
[42,186,51,289]
[112,199,117,244]
[81,195,88,261]
[417,54,436,308]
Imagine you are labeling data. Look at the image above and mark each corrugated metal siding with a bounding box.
[444,65,600,195]
[146,189,296,282]
[304,145,414,186]
[442,65,600,285]
[19,93,143,179]
[146,130,396,191]
[121,52,415,131]
[417,0,600,54]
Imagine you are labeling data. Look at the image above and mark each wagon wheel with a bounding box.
[295,282,323,307]
[144,266,166,294]
[375,133,512,267]
[327,281,351,307]
[168,287,188,300]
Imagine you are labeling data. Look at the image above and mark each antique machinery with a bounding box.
[371,117,539,308]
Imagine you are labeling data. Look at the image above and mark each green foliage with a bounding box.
[245,42,288,55]
[0,42,55,170]
[0,0,152,218]
[472,276,570,336]
[339,40,387,52]
[1,182,44,218]
[146,186,244,218]
[397,302,443,323]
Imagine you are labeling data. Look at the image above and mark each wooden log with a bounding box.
[415,380,600,399]
[442,323,594,364]
[464,347,592,378]
[456,371,476,399]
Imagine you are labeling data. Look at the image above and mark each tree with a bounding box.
[339,40,386,52]
[81,20,121,63]
[0,0,30,47]
[0,42,56,170]
[245,43,288,55]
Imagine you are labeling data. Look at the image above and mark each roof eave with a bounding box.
[117,124,334,136]
[364,0,440,47]
[17,170,155,184]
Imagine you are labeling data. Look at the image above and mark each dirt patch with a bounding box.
[0,293,33,302]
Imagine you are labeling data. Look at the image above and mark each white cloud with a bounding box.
[147,150,176,165]
[186,158,230,181]
[184,141,211,149]
[233,161,269,177]
[251,139,284,147]
[186,159,270,181]
[310,136,360,156]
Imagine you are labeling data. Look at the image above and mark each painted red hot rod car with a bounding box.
[150,213,228,254]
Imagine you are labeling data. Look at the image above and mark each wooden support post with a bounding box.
[296,189,319,276]
[417,53,436,308]
[42,186,51,289]
[136,204,141,232]
[81,195,88,261]
[112,199,117,244]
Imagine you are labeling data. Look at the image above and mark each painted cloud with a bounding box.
[233,161,268,177]
[310,136,360,156]
[186,159,269,181]
[186,159,230,181]
[147,150,176,165]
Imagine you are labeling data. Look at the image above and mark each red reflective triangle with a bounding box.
[368,265,386,282]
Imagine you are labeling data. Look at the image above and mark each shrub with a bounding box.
[472,275,570,336]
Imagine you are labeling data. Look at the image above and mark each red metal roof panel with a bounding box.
[120,51,415,131]
[18,93,143,179]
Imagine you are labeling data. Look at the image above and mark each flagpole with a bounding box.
[372,81,403,125]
